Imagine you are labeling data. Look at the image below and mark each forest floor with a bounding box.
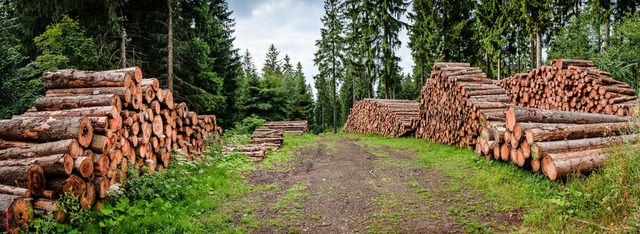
[220,133,529,233]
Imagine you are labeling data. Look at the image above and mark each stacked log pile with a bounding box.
[264,121,308,135]
[476,105,634,181]
[344,99,419,137]
[496,59,638,116]
[415,63,511,147]
[222,128,283,162]
[0,67,220,232]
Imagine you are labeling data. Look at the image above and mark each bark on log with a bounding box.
[0,139,82,161]
[0,117,93,147]
[19,106,119,119]
[43,69,133,89]
[542,148,607,181]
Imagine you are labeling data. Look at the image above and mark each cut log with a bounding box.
[0,194,32,234]
[505,106,630,131]
[43,69,133,89]
[0,185,30,197]
[0,117,93,147]
[0,154,73,176]
[525,122,631,145]
[542,148,607,181]
[0,139,82,161]
[34,94,121,113]
[19,106,119,119]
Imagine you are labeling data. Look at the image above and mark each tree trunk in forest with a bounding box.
[167,0,174,92]
[120,7,127,68]
[536,28,541,68]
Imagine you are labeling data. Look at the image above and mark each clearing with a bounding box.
[218,133,545,233]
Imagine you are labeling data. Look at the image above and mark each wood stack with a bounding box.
[0,67,220,232]
[476,105,634,181]
[496,59,638,116]
[263,121,308,135]
[344,99,419,137]
[222,128,283,162]
[415,63,511,147]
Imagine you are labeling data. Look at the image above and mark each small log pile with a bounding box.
[344,99,419,137]
[222,128,284,162]
[496,59,638,116]
[263,121,308,135]
[476,105,634,181]
[0,67,220,232]
[415,63,511,147]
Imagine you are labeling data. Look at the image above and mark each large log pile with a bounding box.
[0,67,220,232]
[476,105,634,181]
[415,63,511,147]
[344,99,419,137]
[263,121,308,135]
[496,59,638,116]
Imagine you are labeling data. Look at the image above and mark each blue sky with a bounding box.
[229,0,414,92]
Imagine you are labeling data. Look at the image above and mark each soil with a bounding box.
[240,136,522,233]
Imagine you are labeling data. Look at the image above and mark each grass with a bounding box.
[24,131,640,233]
[346,132,640,233]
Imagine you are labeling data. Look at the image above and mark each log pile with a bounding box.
[344,99,419,137]
[415,63,511,147]
[0,67,220,232]
[263,121,308,135]
[476,106,634,181]
[496,59,638,116]
[222,128,284,162]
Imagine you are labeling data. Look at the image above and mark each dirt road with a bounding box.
[235,135,521,233]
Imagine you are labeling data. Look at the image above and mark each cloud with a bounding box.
[229,0,414,95]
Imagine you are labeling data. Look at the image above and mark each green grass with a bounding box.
[346,132,640,233]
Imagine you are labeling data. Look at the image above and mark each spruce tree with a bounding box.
[314,0,344,133]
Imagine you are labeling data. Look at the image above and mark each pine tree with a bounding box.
[521,0,552,67]
[375,0,408,99]
[314,0,344,133]
[408,0,438,85]
[263,44,282,77]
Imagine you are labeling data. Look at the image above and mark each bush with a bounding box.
[225,115,266,135]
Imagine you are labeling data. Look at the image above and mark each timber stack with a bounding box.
[496,59,638,116]
[475,105,635,181]
[222,128,283,162]
[0,67,220,233]
[344,99,419,137]
[415,63,511,147]
[264,121,308,135]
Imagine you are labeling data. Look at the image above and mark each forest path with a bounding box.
[230,134,521,233]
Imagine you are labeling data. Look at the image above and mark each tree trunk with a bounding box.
[0,140,35,150]
[542,148,607,181]
[0,194,32,234]
[20,106,119,119]
[35,94,121,112]
[525,122,630,145]
[0,117,93,147]
[0,139,82,161]
[536,28,542,68]
[0,154,73,177]
[43,69,133,89]
[0,185,30,197]
[45,87,132,104]
[505,106,630,131]
[0,165,45,197]
[120,7,127,69]
[167,0,174,92]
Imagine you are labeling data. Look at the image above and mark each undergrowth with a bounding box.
[24,148,253,234]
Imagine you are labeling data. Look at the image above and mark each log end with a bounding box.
[7,197,33,234]
[78,117,94,148]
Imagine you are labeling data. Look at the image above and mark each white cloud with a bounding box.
[230,0,414,95]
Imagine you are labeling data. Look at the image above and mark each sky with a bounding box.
[228,0,414,93]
